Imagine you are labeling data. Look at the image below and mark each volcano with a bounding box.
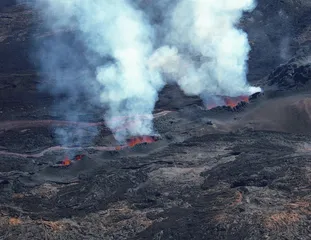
[1,1,311,240]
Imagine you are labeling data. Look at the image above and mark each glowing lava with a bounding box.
[74,154,84,161]
[207,95,250,110]
[127,136,159,148]
[114,136,159,150]
[224,95,249,108]
[58,154,84,167]
[61,157,71,166]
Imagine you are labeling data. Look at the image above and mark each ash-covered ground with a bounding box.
[1,1,311,240]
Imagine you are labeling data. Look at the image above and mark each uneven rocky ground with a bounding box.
[1,1,311,239]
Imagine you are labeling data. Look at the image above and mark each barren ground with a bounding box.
[1,1,311,239]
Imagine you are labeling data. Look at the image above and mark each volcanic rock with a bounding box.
[265,56,311,91]
[1,1,311,240]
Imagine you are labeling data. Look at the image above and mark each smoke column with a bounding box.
[149,0,261,106]
[90,1,164,141]
[23,0,260,145]
[24,0,164,143]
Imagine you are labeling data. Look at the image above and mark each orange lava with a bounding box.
[61,157,71,166]
[206,95,250,110]
[223,95,249,108]
[127,136,158,148]
[74,154,84,161]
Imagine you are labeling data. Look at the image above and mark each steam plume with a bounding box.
[80,0,164,141]
[23,0,260,145]
[149,0,261,103]
[25,0,164,143]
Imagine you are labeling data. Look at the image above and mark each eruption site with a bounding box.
[56,154,84,167]
[23,0,261,146]
[3,2,311,239]
[126,135,160,147]
[54,137,159,167]
[206,95,250,110]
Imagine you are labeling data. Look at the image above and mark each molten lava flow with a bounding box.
[61,157,71,166]
[126,136,158,148]
[223,95,249,108]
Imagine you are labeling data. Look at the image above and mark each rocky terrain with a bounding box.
[1,0,311,239]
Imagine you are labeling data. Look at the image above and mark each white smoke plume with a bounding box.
[24,0,165,143]
[22,0,261,145]
[78,1,164,141]
[149,0,261,102]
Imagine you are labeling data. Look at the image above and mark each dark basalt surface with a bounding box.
[265,54,311,91]
[1,1,311,239]
[1,130,311,239]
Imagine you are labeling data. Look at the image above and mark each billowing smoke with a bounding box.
[24,0,165,143]
[149,0,261,105]
[77,1,164,141]
[23,0,260,145]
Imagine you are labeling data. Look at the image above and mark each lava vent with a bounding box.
[126,135,160,148]
[206,95,250,110]
[54,154,85,167]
